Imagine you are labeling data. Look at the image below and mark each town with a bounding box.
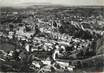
[0,6,104,73]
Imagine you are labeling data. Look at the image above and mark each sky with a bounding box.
[0,0,104,7]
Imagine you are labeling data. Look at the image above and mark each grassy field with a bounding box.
[0,42,15,52]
